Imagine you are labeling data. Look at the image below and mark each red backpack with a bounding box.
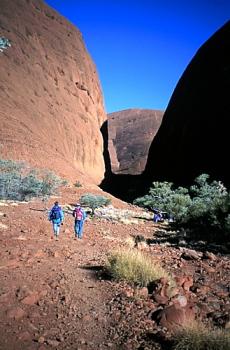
[74,207,83,220]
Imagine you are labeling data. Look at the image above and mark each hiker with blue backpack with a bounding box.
[72,203,87,239]
[48,201,64,240]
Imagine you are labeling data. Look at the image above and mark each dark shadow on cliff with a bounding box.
[144,21,230,189]
[100,120,149,202]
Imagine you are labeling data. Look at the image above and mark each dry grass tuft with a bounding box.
[124,236,136,248]
[173,320,230,350]
[107,248,174,287]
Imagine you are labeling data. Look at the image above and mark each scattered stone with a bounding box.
[134,287,149,298]
[181,248,202,260]
[38,336,45,344]
[46,339,60,347]
[16,235,27,241]
[38,346,47,350]
[122,289,134,298]
[175,276,193,292]
[21,292,40,305]
[82,314,92,322]
[155,303,195,331]
[16,286,32,300]
[0,223,8,229]
[6,307,26,320]
[173,295,188,307]
[203,251,217,260]
[0,292,11,303]
[18,331,31,341]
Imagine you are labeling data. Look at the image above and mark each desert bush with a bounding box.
[187,174,229,231]
[134,181,192,223]
[133,174,230,240]
[80,193,111,214]
[74,180,82,188]
[173,320,230,350]
[107,248,173,287]
[0,159,66,201]
[0,159,26,172]
[39,170,65,196]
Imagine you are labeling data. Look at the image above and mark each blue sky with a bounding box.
[45,0,230,113]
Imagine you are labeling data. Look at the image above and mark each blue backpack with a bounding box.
[50,206,62,220]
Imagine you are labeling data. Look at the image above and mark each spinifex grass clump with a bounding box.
[107,248,174,287]
[173,320,230,350]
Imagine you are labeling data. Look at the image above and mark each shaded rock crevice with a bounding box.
[100,109,164,201]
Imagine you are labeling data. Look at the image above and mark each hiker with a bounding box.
[48,201,64,240]
[72,203,87,239]
[153,210,163,223]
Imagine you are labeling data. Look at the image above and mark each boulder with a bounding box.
[6,307,26,320]
[155,303,195,331]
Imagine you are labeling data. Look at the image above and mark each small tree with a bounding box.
[134,181,192,222]
[80,193,111,214]
[187,174,229,232]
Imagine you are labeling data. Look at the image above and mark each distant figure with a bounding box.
[48,201,64,240]
[153,210,163,223]
[72,203,87,239]
[0,37,11,52]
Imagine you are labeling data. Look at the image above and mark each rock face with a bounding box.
[108,109,163,175]
[0,0,106,184]
[144,21,230,187]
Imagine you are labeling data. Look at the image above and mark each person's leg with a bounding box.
[78,220,84,239]
[56,224,60,239]
[74,221,80,238]
[53,223,59,239]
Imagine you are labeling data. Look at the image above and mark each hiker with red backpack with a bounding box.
[48,201,64,240]
[72,203,87,239]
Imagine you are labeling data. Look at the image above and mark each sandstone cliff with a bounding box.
[0,0,106,184]
[107,109,163,175]
[144,21,230,187]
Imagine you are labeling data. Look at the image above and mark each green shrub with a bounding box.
[39,170,65,196]
[187,174,229,231]
[80,193,111,214]
[133,174,230,240]
[134,181,192,223]
[107,248,173,287]
[74,180,82,188]
[0,159,66,201]
[173,321,230,350]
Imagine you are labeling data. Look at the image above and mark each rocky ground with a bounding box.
[0,185,229,350]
